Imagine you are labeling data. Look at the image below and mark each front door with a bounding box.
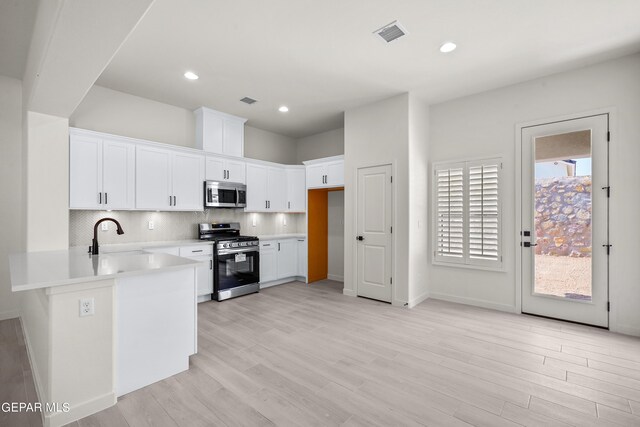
[356,164,393,302]
[521,115,609,327]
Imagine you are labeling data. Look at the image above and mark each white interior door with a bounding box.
[356,164,393,303]
[521,114,609,327]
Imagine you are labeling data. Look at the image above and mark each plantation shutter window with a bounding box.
[433,158,503,270]
[435,165,465,263]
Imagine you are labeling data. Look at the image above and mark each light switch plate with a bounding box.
[148,221,154,230]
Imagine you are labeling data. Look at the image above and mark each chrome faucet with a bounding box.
[90,218,124,255]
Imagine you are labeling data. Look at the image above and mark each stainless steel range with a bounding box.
[198,223,260,301]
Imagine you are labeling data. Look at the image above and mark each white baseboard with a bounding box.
[0,309,19,321]
[327,274,344,282]
[20,315,47,427]
[46,392,116,427]
[611,323,640,337]
[343,288,357,297]
[408,291,429,308]
[429,292,517,313]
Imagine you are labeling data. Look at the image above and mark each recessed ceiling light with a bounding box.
[184,71,199,80]
[439,42,457,53]
[278,106,289,113]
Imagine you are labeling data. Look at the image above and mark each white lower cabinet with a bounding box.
[259,242,278,283]
[297,238,307,277]
[145,244,213,299]
[259,238,305,285]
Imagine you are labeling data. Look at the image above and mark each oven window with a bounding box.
[216,252,259,290]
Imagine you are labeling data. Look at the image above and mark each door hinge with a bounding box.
[390,176,393,183]
[390,277,392,285]
[603,244,612,255]
[390,226,393,233]
[602,186,610,198]
[607,301,611,312]
[607,131,610,142]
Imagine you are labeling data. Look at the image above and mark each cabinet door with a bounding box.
[190,255,213,296]
[245,163,268,211]
[172,152,205,211]
[205,156,225,181]
[286,168,306,212]
[306,164,326,189]
[69,134,102,209]
[102,139,135,209]
[326,161,344,187]
[136,146,172,210]
[297,239,307,277]
[225,159,246,184]
[223,118,244,157]
[277,239,297,279]
[201,109,224,154]
[259,243,277,283]
[267,167,287,211]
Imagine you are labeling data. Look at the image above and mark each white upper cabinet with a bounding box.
[69,131,134,210]
[194,107,247,157]
[286,168,306,212]
[172,152,205,210]
[205,156,246,184]
[245,163,268,211]
[136,145,204,211]
[303,156,344,189]
[245,163,287,212]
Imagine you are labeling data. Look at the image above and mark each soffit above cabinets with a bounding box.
[95,0,640,138]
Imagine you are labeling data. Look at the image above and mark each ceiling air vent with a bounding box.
[240,97,257,105]
[374,21,408,43]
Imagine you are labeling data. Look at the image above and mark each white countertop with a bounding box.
[257,234,306,240]
[10,249,202,292]
[70,239,212,254]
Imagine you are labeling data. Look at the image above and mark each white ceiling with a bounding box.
[0,0,39,79]
[95,0,640,138]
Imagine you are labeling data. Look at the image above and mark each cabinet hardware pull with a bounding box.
[105,193,108,205]
[169,195,172,206]
[173,196,177,206]
[278,243,281,251]
[288,201,290,209]
[265,200,268,209]
[263,244,271,247]
[99,192,102,204]
[210,260,213,270]
[192,249,203,253]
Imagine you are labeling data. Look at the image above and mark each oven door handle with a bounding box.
[217,247,258,256]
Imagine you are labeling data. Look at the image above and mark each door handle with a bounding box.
[356,236,364,241]
[522,242,537,247]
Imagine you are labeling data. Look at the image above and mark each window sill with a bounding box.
[432,260,506,273]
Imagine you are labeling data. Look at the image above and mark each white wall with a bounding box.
[296,127,344,163]
[0,75,23,319]
[408,95,430,307]
[344,93,410,305]
[327,191,344,282]
[71,85,299,164]
[244,126,297,164]
[428,53,640,335]
[24,111,69,251]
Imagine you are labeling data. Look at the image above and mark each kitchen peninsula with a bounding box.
[9,248,201,427]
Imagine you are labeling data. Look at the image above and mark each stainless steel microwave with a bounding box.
[204,181,246,208]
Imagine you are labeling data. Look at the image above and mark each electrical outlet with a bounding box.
[148,221,154,230]
[101,222,109,231]
[79,298,95,317]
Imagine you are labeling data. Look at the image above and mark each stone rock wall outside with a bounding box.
[535,176,592,257]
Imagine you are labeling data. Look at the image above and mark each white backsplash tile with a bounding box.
[69,210,305,247]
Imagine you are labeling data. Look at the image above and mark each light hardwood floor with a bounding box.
[4,280,640,426]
